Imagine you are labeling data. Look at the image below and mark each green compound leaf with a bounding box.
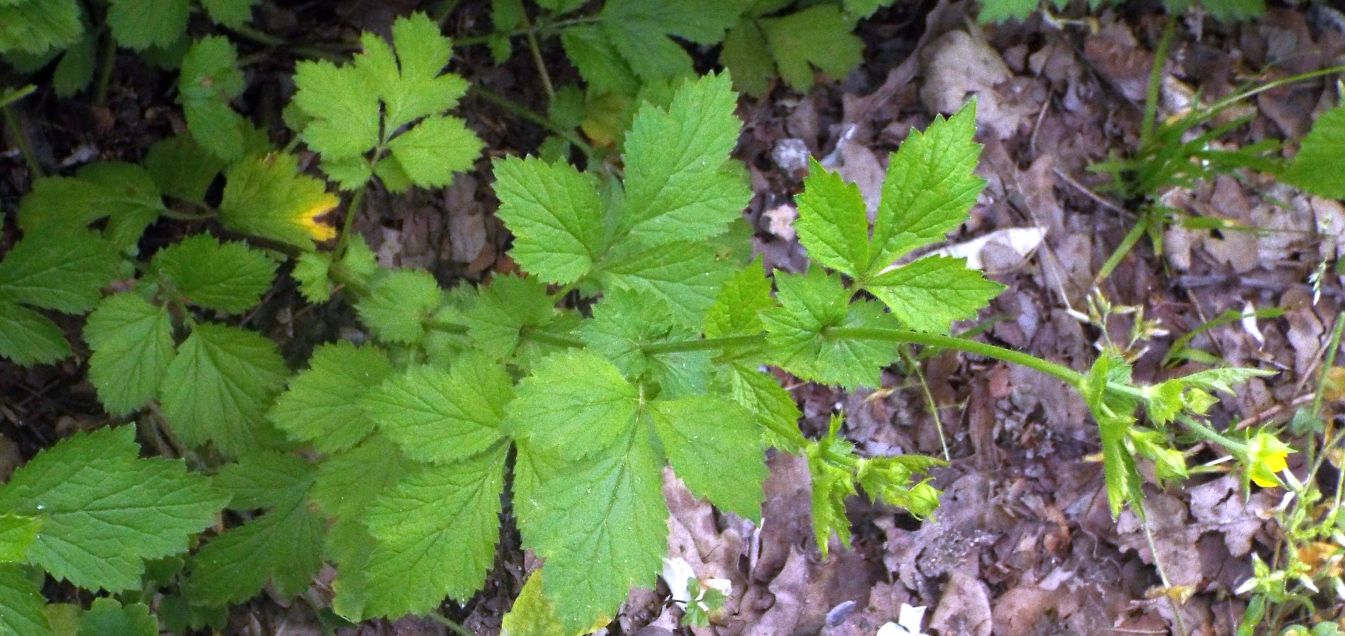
[151,234,277,314]
[106,0,188,50]
[0,0,83,56]
[0,515,41,563]
[0,565,49,636]
[219,153,340,249]
[463,275,559,360]
[870,102,984,270]
[0,229,121,314]
[84,293,175,416]
[579,289,711,398]
[178,36,250,161]
[493,155,606,285]
[597,0,739,81]
[763,269,902,390]
[358,445,506,618]
[650,396,766,520]
[79,598,156,636]
[356,269,443,344]
[0,301,69,366]
[560,26,639,95]
[0,427,225,592]
[619,72,750,247]
[268,342,394,453]
[363,353,512,464]
[515,431,667,634]
[508,350,639,460]
[18,162,165,250]
[865,257,1003,333]
[186,453,324,606]
[1282,105,1345,199]
[159,323,290,457]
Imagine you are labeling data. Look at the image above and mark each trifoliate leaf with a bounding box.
[515,431,666,633]
[384,115,482,190]
[159,323,290,456]
[1282,105,1345,199]
[18,162,165,249]
[79,598,156,636]
[579,289,711,398]
[560,27,639,95]
[0,565,49,635]
[0,427,225,592]
[362,354,512,464]
[508,350,639,460]
[84,293,175,415]
[268,342,393,453]
[0,515,40,563]
[356,269,443,344]
[500,572,565,636]
[0,229,121,314]
[598,0,739,81]
[763,269,901,389]
[493,155,606,285]
[0,302,69,366]
[186,453,324,605]
[178,36,248,160]
[463,275,559,360]
[144,135,227,204]
[650,397,766,520]
[865,257,1002,332]
[600,241,733,327]
[359,445,506,618]
[201,0,258,28]
[0,0,82,56]
[106,0,188,50]
[151,234,277,314]
[619,73,749,247]
[870,102,984,269]
[219,153,340,248]
[359,14,470,133]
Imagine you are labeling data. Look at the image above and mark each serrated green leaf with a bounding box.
[384,115,483,190]
[356,269,443,344]
[721,19,774,97]
[1084,351,1144,517]
[599,0,739,81]
[178,36,248,160]
[186,453,324,605]
[579,289,711,398]
[291,252,333,303]
[721,362,804,451]
[144,136,226,204]
[268,342,393,453]
[365,13,470,132]
[1177,367,1276,395]
[464,275,559,360]
[0,565,49,636]
[516,430,667,633]
[600,241,733,327]
[52,32,95,97]
[159,323,289,456]
[493,155,606,285]
[84,293,175,415]
[292,59,380,161]
[1282,105,1345,199]
[152,234,277,314]
[79,598,156,636]
[0,516,40,563]
[0,229,120,314]
[0,302,68,366]
[106,0,188,50]
[759,6,864,92]
[763,269,901,389]
[18,162,165,249]
[201,0,258,28]
[870,102,984,270]
[0,427,225,592]
[509,350,639,460]
[362,354,512,464]
[0,0,82,56]
[795,158,870,277]
[865,257,1003,332]
[219,153,341,249]
[704,259,774,339]
[560,27,640,95]
[650,397,766,520]
[359,445,506,617]
[619,73,749,247]
[500,572,565,636]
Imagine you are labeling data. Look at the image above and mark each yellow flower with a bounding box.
[298,193,339,242]
[1246,431,1293,488]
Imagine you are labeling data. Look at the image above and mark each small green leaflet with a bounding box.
[0,0,82,56]
[866,257,1003,333]
[722,5,865,96]
[17,162,166,249]
[79,598,157,636]
[0,229,121,366]
[106,0,188,50]
[1084,350,1145,517]
[1282,105,1345,199]
[186,452,324,606]
[0,565,48,636]
[356,269,443,344]
[703,260,775,362]
[597,0,740,81]
[0,427,225,592]
[200,0,258,28]
[159,323,290,456]
[579,289,711,398]
[598,240,734,327]
[762,269,902,390]
[219,153,341,249]
[268,342,394,453]
[0,302,70,367]
[492,155,606,285]
[151,234,277,314]
[649,397,766,519]
[362,353,512,464]
[463,275,560,361]
[500,572,565,636]
[358,445,507,618]
[0,515,40,563]
[179,36,250,161]
[507,350,639,460]
[84,293,175,415]
[291,12,482,191]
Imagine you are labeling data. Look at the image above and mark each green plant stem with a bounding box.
[518,326,584,349]
[1206,65,1345,115]
[826,327,1086,387]
[640,334,763,354]
[520,8,555,99]
[1140,16,1176,150]
[1309,311,1344,422]
[0,84,35,110]
[94,31,117,106]
[335,186,367,259]
[1178,415,1247,455]
[426,611,474,636]
[470,85,598,159]
[2,105,43,177]
[1095,214,1149,285]
[161,208,217,222]
[901,346,950,460]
